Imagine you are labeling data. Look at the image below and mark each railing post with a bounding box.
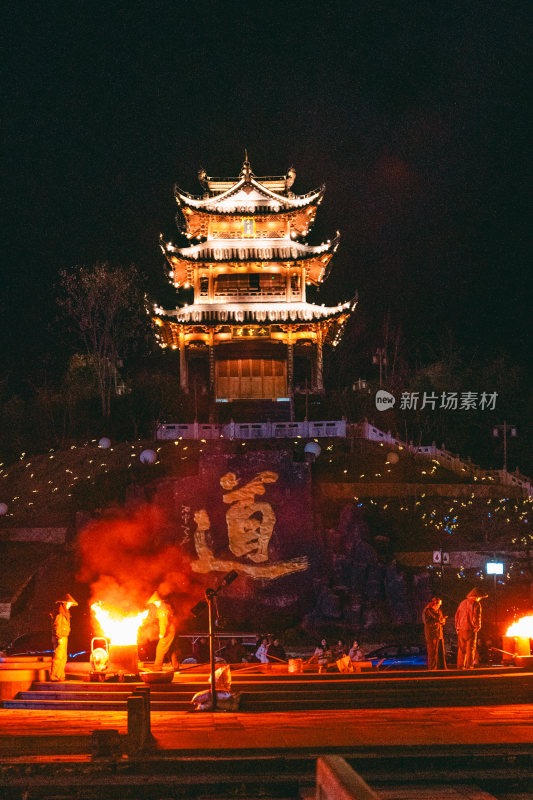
[132,686,151,739]
[127,695,147,754]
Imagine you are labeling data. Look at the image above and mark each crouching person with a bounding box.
[191,665,241,711]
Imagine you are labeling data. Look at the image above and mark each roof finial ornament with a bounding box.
[198,167,208,191]
[241,149,252,183]
[286,166,296,191]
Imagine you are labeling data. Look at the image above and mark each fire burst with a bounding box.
[506,615,533,638]
[91,601,148,646]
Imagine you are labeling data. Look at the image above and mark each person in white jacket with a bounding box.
[255,637,269,663]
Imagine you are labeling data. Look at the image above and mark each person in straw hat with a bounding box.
[455,587,487,669]
[148,591,179,671]
[50,593,78,681]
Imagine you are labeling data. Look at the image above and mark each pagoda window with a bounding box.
[214,273,285,298]
[200,276,209,297]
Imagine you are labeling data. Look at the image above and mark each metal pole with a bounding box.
[206,589,217,711]
[503,421,508,472]
[494,571,498,633]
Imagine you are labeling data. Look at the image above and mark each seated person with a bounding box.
[192,636,210,663]
[311,638,333,671]
[223,637,247,663]
[349,639,365,662]
[332,639,347,660]
[266,637,286,663]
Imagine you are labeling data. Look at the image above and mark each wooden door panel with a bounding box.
[216,358,287,399]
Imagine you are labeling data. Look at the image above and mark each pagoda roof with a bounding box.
[160,234,340,265]
[154,298,356,326]
[175,159,325,216]
[176,180,325,215]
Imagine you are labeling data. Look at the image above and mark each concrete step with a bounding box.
[16,690,194,701]
[4,670,531,712]
[3,698,192,711]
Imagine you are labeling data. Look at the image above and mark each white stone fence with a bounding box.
[155,418,532,497]
[350,421,533,498]
[156,419,346,441]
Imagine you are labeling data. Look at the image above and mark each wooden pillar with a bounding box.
[285,267,291,302]
[208,266,214,303]
[179,330,189,393]
[287,327,294,397]
[315,325,324,393]
[208,331,215,392]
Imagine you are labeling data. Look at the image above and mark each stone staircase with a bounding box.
[4,667,533,712]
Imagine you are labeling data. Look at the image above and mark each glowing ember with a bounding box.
[91,602,148,646]
[506,615,533,638]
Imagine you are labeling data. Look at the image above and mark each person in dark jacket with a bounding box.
[266,637,286,663]
[223,637,247,663]
[50,593,78,681]
[192,636,210,663]
[423,597,447,670]
[455,588,486,669]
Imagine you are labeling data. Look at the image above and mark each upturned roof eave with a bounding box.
[174,179,325,213]
[153,296,356,326]
[160,232,340,263]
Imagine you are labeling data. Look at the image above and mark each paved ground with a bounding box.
[1,704,532,759]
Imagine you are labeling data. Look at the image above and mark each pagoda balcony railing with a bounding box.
[212,289,295,301]
[211,231,285,240]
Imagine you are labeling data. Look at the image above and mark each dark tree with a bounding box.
[58,263,152,417]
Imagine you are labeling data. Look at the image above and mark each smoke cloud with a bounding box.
[76,504,206,618]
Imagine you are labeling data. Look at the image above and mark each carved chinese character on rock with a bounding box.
[191,470,308,580]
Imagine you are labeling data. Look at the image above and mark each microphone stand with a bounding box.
[205,588,218,711]
[202,570,239,711]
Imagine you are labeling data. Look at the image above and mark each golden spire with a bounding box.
[241,150,252,183]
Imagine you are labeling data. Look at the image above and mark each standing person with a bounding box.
[148,592,178,670]
[423,597,447,670]
[255,637,269,663]
[50,593,78,682]
[455,588,486,669]
[266,637,286,663]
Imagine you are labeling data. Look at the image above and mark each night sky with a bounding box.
[3,1,530,377]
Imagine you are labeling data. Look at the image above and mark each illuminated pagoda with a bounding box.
[155,156,355,416]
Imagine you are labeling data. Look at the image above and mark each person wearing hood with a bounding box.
[148,591,179,671]
[455,587,486,669]
[50,593,78,682]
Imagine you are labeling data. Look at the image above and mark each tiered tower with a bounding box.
[154,157,355,417]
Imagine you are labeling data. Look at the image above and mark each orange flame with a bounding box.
[506,615,533,638]
[91,601,148,646]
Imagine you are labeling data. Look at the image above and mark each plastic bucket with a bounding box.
[288,658,303,674]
